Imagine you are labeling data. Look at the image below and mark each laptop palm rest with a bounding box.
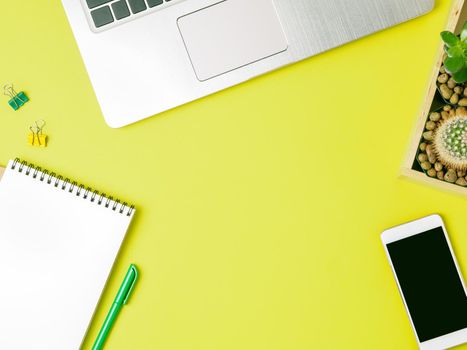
[177,0,288,82]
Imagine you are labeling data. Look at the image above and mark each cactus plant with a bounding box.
[433,109,467,171]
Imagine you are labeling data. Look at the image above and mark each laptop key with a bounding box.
[128,0,147,14]
[112,0,131,20]
[91,6,114,28]
[147,0,163,7]
[86,0,113,9]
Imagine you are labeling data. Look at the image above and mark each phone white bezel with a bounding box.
[381,214,467,350]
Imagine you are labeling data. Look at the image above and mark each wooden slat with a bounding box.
[400,167,467,196]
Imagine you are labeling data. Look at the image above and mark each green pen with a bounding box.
[92,264,138,350]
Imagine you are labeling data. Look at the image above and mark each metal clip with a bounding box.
[4,83,29,110]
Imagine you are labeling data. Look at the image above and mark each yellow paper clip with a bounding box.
[28,120,47,147]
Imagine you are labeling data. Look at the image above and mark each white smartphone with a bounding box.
[382,214,467,350]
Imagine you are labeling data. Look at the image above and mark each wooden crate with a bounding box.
[402,0,467,195]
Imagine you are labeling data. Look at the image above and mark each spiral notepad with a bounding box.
[0,159,135,350]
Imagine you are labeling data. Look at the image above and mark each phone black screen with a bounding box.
[387,227,467,342]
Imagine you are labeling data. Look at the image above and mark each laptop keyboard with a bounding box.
[86,0,177,30]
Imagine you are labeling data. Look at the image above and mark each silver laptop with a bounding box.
[61,0,434,127]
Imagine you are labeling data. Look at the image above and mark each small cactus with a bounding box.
[433,109,467,170]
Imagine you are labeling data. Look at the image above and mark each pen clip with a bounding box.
[123,264,138,305]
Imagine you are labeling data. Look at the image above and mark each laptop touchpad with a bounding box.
[177,0,288,81]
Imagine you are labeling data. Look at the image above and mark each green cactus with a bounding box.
[433,112,467,170]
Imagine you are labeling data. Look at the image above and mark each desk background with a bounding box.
[1,1,465,349]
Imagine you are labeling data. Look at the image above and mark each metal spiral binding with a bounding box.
[11,158,134,217]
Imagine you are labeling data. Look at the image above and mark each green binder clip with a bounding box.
[3,83,29,111]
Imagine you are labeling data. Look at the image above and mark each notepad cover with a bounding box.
[0,160,134,350]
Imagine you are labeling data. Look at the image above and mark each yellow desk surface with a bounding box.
[1,1,466,349]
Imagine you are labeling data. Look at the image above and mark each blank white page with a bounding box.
[0,159,134,350]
